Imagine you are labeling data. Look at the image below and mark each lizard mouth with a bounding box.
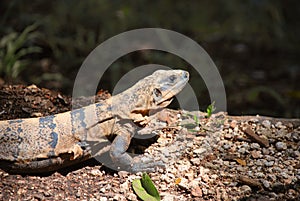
[155,73,189,106]
[156,97,173,107]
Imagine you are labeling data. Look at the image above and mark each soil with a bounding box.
[0,85,299,201]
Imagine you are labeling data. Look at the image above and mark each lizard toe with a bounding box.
[129,156,165,173]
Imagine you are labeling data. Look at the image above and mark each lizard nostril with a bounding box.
[182,71,189,80]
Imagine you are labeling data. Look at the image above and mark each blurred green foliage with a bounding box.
[0,0,299,117]
[0,24,41,80]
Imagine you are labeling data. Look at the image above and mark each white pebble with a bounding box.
[250,143,260,149]
[262,180,270,188]
[262,120,271,128]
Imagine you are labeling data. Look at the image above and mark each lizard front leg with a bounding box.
[110,120,164,173]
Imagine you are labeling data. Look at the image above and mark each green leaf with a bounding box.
[206,101,216,118]
[0,23,41,79]
[132,179,160,201]
[0,33,17,47]
[141,173,160,199]
[132,173,160,201]
[193,114,199,125]
[15,46,41,59]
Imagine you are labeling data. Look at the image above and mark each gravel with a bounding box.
[1,110,300,200]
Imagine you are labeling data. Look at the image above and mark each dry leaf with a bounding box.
[175,178,181,185]
[235,158,247,166]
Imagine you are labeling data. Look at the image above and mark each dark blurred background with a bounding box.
[0,0,299,118]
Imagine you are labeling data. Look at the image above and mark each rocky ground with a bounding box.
[0,85,299,201]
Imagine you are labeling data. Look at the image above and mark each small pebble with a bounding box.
[238,147,246,154]
[100,187,106,193]
[202,188,208,195]
[281,172,289,179]
[230,121,237,128]
[293,150,300,158]
[262,148,270,155]
[291,132,299,142]
[242,143,250,149]
[255,172,265,178]
[127,193,137,200]
[240,185,252,193]
[224,133,233,139]
[162,149,170,156]
[75,191,81,198]
[190,158,201,166]
[268,174,277,182]
[262,120,271,128]
[90,169,102,176]
[191,185,202,197]
[223,144,231,150]
[161,193,175,201]
[250,143,260,149]
[264,161,274,167]
[275,141,287,151]
[275,121,285,129]
[262,180,270,188]
[255,159,263,166]
[177,178,189,190]
[251,150,262,159]
[193,148,206,155]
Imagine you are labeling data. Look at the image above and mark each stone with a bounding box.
[250,143,260,149]
[291,132,299,142]
[275,122,284,129]
[251,150,262,159]
[224,133,233,139]
[275,141,287,151]
[223,144,231,150]
[255,172,265,178]
[240,185,252,193]
[268,174,277,182]
[177,178,189,190]
[264,161,274,167]
[280,172,289,179]
[262,148,270,155]
[90,169,102,177]
[262,180,270,188]
[238,147,246,154]
[193,148,206,155]
[262,120,271,128]
[230,120,237,128]
[161,193,175,201]
[202,188,208,195]
[191,185,202,197]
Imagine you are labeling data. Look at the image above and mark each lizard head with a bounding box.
[148,69,189,108]
[121,69,189,117]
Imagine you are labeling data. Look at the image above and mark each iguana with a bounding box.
[0,70,189,173]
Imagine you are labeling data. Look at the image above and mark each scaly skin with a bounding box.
[0,70,189,173]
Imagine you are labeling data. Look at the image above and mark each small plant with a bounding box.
[178,112,201,133]
[206,101,216,118]
[0,24,41,80]
[193,114,199,126]
[132,173,160,201]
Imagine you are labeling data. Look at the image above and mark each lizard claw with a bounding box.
[129,156,165,173]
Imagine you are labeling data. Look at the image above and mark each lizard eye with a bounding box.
[169,75,176,82]
[153,88,162,102]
